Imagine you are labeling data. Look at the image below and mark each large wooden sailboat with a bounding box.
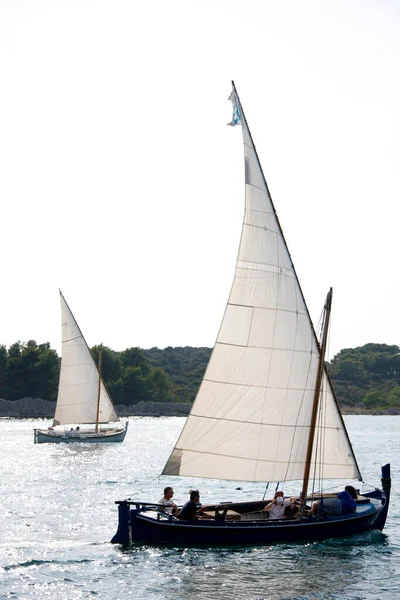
[111,82,390,544]
[34,291,128,444]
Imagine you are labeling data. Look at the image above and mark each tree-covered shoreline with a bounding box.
[0,341,210,407]
[326,343,400,410]
[1,340,399,415]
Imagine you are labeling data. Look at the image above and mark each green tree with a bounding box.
[330,358,369,386]
[0,345,7,397]
[3,340,59,401]
[121,347,151,376]
[362,390,388,408]
[144,346,211,402]
[122,365,148,403]
[148,367,172,402]
[107,378,125,404]
[5,342,24,400]
[387,385,400,407]
[91,345,122,383]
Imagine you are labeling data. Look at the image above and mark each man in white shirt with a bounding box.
[263,491,297,519]
[158,486,179,516]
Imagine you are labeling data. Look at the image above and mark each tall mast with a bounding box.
[95,344,103,433]
[300,288,333,508]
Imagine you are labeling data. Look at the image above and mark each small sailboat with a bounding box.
[34,291,128,443]
[111,82,390,545]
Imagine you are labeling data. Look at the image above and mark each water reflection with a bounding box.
[114,532,389,600]
[1,417,399,600]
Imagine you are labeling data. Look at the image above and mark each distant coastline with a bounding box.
[0,398,192,419]
[3,343,400,414]
[0,397,399,419]
[341,407,400,415]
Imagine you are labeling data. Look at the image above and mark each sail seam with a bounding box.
[215,341,318,354]
[203,377,318,391]
[226,302,308,316]
[236,259,293,270]
[189,413,343,430]
[236,262,295,276]
[57,401,98,406]
[56,381,99,387]
[243,222,279,234]
[63,335,84,343]
[244,178,269,196]
[245,207,275,215]
[178,448,351,466]
[61,366,99,371]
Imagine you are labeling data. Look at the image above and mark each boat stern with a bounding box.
[374,463,391,531]
[362,463,391,532]
[111,501,132,544]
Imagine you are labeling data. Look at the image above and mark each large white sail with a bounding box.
[54,292,119,426]
[163,84,361,485]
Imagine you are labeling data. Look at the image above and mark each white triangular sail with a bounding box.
[54,292,119,426]
[163,84,361,485]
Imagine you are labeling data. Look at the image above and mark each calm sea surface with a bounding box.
[0,416,399,600]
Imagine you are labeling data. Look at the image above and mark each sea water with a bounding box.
[0,416,399,600]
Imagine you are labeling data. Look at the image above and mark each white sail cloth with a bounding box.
[54,293,119,426]
[163,87,361,485]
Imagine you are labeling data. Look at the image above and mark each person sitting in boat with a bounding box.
[177,490,208,520]
[338,485,358,512]
[309,485,358,517]
[263,491,297,519]
[157,486,179,516]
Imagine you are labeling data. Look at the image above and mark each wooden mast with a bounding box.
[300,288,333,511]
[95,344,103,434]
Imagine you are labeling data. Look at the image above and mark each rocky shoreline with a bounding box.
[0,397,399,418]
[342,407,400,415]
[0,397,192,418]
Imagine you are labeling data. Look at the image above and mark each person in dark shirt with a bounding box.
[338,485,358,513]
[178,490,204,520]
[309,485,358,516]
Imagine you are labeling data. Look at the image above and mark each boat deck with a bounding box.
[141,496,379,525]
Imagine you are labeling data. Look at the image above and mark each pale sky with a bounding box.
[1,0,399,359]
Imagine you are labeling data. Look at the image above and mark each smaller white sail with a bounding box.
[54,292,119,426]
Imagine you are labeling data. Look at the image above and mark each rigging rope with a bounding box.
[126,474,162,499]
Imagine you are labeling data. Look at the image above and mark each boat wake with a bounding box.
[2,558,92,571]
[318,529,387,547]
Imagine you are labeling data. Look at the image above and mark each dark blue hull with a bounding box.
[111,464,390,547]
